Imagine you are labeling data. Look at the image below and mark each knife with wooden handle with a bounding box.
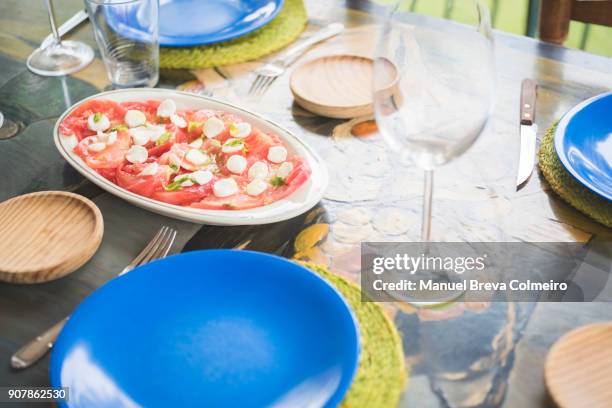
[10,238,251,369]
[10,319,67,369]
[516,79,538,190]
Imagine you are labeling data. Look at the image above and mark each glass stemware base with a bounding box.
[26,41,94,77]
[385,272,466,307]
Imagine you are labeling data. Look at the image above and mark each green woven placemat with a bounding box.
[159,0,307,69]
[538,124,612,227]
[301,262,407,408]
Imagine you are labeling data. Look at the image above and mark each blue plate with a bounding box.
[554,92,612,201]
[106,0,284,47]
[50,250,359,408]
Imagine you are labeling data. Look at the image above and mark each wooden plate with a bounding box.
[290,54,397,119]
[545,322,612,408]
[0,191,103,284]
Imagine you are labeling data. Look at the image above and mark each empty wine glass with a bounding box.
[27,0,94,76]
[373,0,495,242]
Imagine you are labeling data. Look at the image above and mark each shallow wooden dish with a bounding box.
[290,54,393,119]
[545,322,612,408]
[0,191,103,284]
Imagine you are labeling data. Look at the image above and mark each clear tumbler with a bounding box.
[85,0,159,88]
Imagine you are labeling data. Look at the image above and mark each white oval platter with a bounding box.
[54,88,328,225]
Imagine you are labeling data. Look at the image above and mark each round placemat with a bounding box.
[301,262,407,408]
[0,191,103,284]
[159,0,307,69]
[538,124,612,227]
[545,323,612,408]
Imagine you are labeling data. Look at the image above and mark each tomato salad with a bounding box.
[59,99,310,210]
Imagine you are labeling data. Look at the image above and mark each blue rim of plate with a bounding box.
[49,250,360,408]
[102,0,285,47]
[554,91,612,201]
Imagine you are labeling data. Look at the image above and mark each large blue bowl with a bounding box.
[50,250,359,408]
[554,92,612,201]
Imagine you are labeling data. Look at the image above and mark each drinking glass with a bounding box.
[27,0,94,76]
[85,0,159,88]
[373,0,495,242]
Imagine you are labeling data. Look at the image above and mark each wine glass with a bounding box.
[27,0,94,76]
[373,0,495,242]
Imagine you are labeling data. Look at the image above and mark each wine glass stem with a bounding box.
[421,170,434,242]
[45,0,62,45]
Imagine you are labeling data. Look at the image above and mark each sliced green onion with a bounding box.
[187,121,203,132]
[163,182,182,191]
[270,176,285,187]
[163,175,191,191]
[111,124,128,132]
[225,138,244,147]
[156,132,172,146]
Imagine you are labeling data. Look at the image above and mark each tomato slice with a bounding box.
[116,163,169,197]
[147,142,172,158]
[191,192,264,210]
[158,143,217,172]
[119,100,161,123]
[147,126,188,158]
[152,183,213,206]
[96,167,119,182]
[74,131,132,181]
[159,143,188,168]
[60,100,126,141]
[265,157,311,202]
[191,176,262,210]
[188,109,216,122]
[182,109,216,140]
[173,126,189,144]
[244,129,282,160]
[214,152,245,177]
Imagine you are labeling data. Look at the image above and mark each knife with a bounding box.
[516,79,538,190]
[40,9,89,49]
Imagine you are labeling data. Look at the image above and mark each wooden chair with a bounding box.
[540,0,612,44]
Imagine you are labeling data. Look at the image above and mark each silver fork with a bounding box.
[248,22,344,98]
[10,226,177,369]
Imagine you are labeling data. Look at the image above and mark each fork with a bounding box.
[10,226,178,369]
[247,22,344,98]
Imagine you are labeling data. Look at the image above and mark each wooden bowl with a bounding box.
[545,322,612,408]
[0,191,103,283]
[290,54,398,119]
